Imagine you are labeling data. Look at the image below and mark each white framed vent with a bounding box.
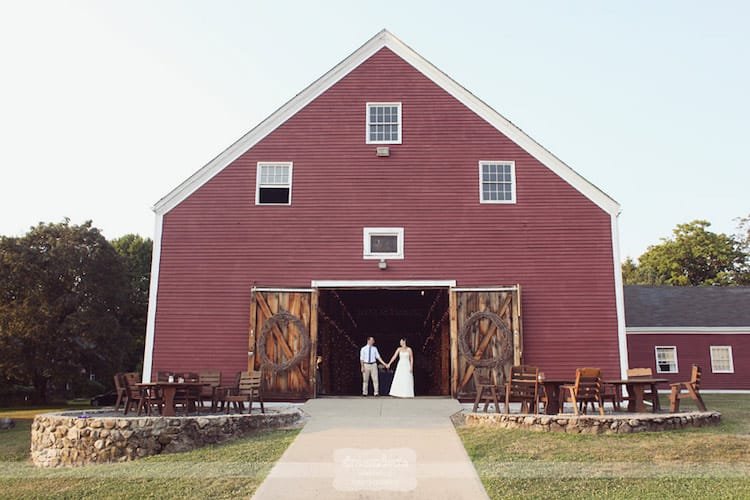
[363,227,404,259]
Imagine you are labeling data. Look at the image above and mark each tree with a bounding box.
[0,220,131,402]
[623,220,749,286]
[110,234,152,372]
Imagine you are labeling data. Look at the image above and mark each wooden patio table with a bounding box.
[539,379,574,415]
[137,382,207,417]
[605,378,668,413]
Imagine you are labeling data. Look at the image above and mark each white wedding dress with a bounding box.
[389,350,414,398]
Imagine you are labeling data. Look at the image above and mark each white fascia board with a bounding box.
[152,32,388,215]
[153,30,620,216]
[627,327,750,334]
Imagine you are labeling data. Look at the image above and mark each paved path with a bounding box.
[252,397,488,499]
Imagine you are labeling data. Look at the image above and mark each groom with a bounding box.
[360,336,387,396]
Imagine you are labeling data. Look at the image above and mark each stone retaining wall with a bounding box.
[31,409,302,467]
[462,411,721,434]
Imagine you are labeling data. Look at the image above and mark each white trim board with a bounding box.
[611,214,629,379]
[655,389,750,394]
[152,30,620,216]
[627,327,750,334]
[311,280,456,288]
[141,213,164,383]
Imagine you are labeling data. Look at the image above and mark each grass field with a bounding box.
[2,396,749,499]
[0,407,299,499]
[457,394,750,499]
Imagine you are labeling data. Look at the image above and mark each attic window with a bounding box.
[363,227,404,259]
[479,161,516,204]
[256,162,292,205]
[366,102,402,144]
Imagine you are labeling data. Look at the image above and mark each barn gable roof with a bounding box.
[153,29,620,216]
[624,285,750,328]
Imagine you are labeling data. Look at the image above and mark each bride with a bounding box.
[387,338,414,398]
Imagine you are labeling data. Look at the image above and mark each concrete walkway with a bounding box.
[252,398,488,499]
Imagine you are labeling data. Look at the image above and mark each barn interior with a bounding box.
[316,288,450,396]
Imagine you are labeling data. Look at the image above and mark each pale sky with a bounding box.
[1,1,748,260]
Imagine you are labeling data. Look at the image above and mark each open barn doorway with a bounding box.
[316,288,450,396]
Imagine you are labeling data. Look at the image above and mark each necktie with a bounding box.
[369,346,372,363]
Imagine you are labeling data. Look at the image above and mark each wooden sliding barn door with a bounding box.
[450,287,522,398]
[249,288,318,400]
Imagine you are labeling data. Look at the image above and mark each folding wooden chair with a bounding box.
[472,367,501,413]
[560,368,605,416]
[669,365,707,412]
[224,371,265,414]
[504,365,540,414]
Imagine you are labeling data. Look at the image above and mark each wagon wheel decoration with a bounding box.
[458,310,513,368]
[257,310,311,373]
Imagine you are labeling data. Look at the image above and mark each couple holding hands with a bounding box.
[359,336,414,398]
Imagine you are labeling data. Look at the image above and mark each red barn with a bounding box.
[626,285,750,392]
[143,30,627,399]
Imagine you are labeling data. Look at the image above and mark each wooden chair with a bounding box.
[198,370,222,410]
[113,372,127,412]
[122,372,143,415]
[156,371,173,382]
[669,365,707,412]
[224,371,265,414]
[504,365,539,414]
[138,385,164,416]
[619,367,658,410]
[472,368,501,413]
[560,368,605,416]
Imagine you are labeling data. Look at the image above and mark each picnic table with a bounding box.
[137,382,207,417]
[539,379,574,415]
[605,377,668,413]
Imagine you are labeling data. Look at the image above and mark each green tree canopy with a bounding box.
[110,234,152,372]
[0,220,132,402]
[623,220,749,286]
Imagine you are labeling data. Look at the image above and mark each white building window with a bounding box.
[479,161,516,203]
[256,162,293,205]
[366,102,402,144]
[655,346,678,374]
[710,346,734,373]
[363,227,404,259]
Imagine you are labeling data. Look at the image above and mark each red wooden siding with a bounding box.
[151,47,620,381]
[627,333,750,390]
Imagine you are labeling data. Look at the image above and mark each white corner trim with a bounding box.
[611,214,629,379]
[141,213,163,383]
[152,30,620,216]
[311,280,456,288]
[627,327,750,334]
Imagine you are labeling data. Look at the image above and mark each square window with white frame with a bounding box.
[256,162,292,205]
[366,102,402,144]
[363,227,404,259]
[710,346,734,373]
[479,161,516,203]
[655,346,678,374]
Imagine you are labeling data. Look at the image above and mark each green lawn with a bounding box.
[0,407,299,499]
[457,394,750,499]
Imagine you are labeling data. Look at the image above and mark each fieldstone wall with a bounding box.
[462,411,721,434]
[31,409,302,468]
